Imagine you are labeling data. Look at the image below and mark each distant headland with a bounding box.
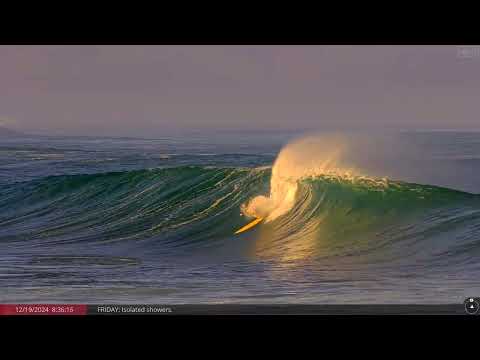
[0,126,27,137]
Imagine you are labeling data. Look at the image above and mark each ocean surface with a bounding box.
[1,130,480,304]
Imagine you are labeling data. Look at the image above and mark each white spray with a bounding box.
[242,135,356,222]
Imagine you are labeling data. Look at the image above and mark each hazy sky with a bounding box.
[1,45,479,136]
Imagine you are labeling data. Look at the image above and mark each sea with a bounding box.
[1,130,479,304]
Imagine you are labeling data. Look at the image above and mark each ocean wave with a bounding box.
[0,164,478,266]
[0,167,267,246]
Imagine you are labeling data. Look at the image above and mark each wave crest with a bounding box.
[242,135,362,221]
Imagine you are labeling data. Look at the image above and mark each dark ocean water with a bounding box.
[1,131,480,304]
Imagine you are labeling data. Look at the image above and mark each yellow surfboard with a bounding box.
[234,217,264,234]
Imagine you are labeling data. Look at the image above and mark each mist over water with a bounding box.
[242,132,466,221]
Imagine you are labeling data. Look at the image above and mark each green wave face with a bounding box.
[0,167,267,246]
[1,166,479,264]
[254,175,480,263]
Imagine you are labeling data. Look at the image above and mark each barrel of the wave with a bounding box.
[234,217,264,235]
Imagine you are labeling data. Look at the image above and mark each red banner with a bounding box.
[0,304,87,315]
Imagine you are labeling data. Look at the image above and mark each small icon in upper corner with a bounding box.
[464,298,479,315]
[457,46,480,59]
